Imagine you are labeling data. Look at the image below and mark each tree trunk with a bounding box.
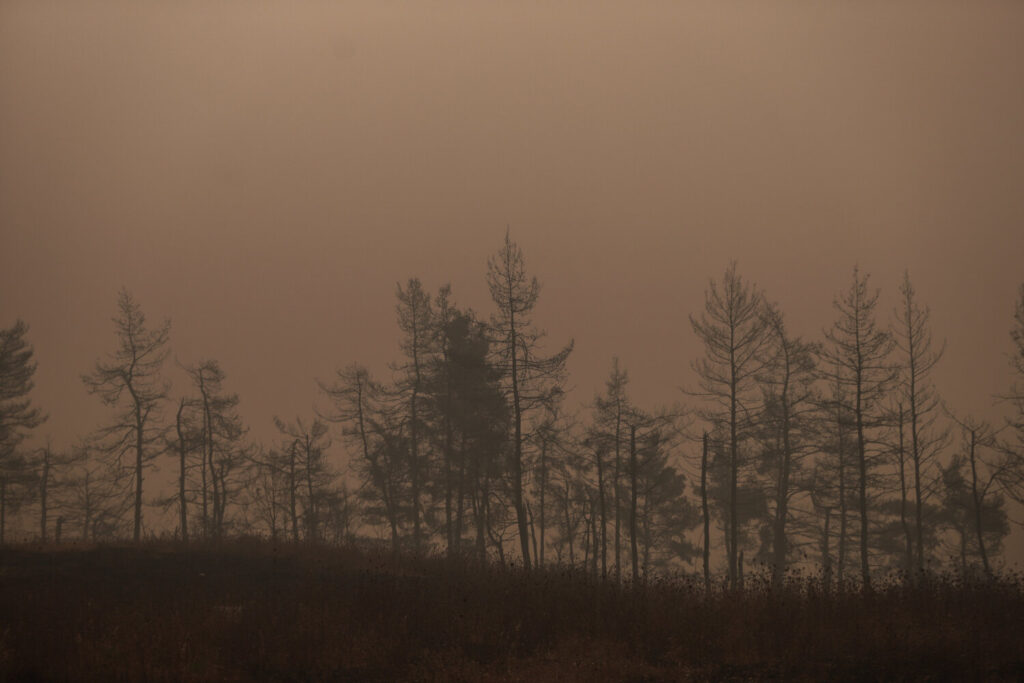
[629,425,639,581]
[40,450,50,543]
[729,341,739,590]
[564,478,575,567]
[614,402,622,576]
[967,429,990,574]
[772,373,792,587]
[304,436,317,542]
[538,441,547,568]
[199,375,221,539]
[134,403,144,543]
[176,399,189,543]
[838,419,848,586]
[701,432,711,592]
[508,308,531,570]
[289,441,299,542]
[855,372,871,589]
[897,404,913,574]
[595,446,607,577]
[821,507,833,593]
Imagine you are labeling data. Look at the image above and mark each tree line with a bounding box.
[2,232,1023,589]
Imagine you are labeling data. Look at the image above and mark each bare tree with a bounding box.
[274,416,332,542]
[320,363,407,552]
[34,441,78,542]
[82,289,170,543]
[943,414,1008,576]
[393,278,434,553]
[688,262,771,589]
[486,228,572,569]
[590,357,630,576]
[819,267,894,588]
[998,285,1024,491]
[185,360,245,538]
[758,303,818,585]
[892,271,947,573]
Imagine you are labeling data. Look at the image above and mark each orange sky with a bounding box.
[1,1,1022,549]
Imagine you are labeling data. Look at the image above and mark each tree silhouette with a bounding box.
[893,271,947,573]
[689,262,771,589]
[819,268,894,588]
[82,289,170,543]
[0,319,46,540]
[486,229,572,569]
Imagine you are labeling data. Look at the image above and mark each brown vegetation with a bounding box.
[1,539,1022,681]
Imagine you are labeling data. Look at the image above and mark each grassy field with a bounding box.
[1,540,1022,681]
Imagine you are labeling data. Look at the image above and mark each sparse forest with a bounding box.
[2,234,1024,679]
[1,233,1024,581]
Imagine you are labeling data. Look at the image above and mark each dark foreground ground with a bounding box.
[1,540,1022,681]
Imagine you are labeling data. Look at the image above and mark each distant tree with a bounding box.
[185,360,245,538]
[439,312,509,561]
[82,289,170,543]
[33,441,78,542]
[756,303,818,585]
[547,430,590,568]
[581,430,609,577]
[705,424,769,587]
[700,431,711,590]
[892,271,947,573]
[624,409,694,579]
[689,262,771,588]
[244,444,289,539]
[273,416,332,542]
[819,267,894,588]
[320,364,406,552]
[998,285,1024,495]
[428,284,458,554]
[815,367,859,584]
[941,415,1008,575]
[0,319,46,540]
[486,229,572,569]
[393,278,434,554]
[527,402,573,568]
[169,397,199,542]
[590,357,630,576]
[63,443,131,541]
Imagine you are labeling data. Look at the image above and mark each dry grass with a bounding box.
[1,539,1022,681]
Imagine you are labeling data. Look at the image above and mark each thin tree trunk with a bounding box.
[772,364,792,586]
[508,305,531,570]
[855,376,870,589]
[897,404,913,574]
[821,507,833,593]
[176,399,189,543]
[837,397,848,586]
[595,447,607,577]
[967,429,990,574]
[564,478,575,567]
[134,403,144,543]
[39,449,50,543]
[538,440,547,568]
[304,435,317,541]
[288,441,299,542]
[701,432,711,592]
[454,435,467,556]
[614,402,622,576]
[629,424,639,581]
[729,340,739,590]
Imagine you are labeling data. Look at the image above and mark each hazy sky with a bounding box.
[2,1,1022,481]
